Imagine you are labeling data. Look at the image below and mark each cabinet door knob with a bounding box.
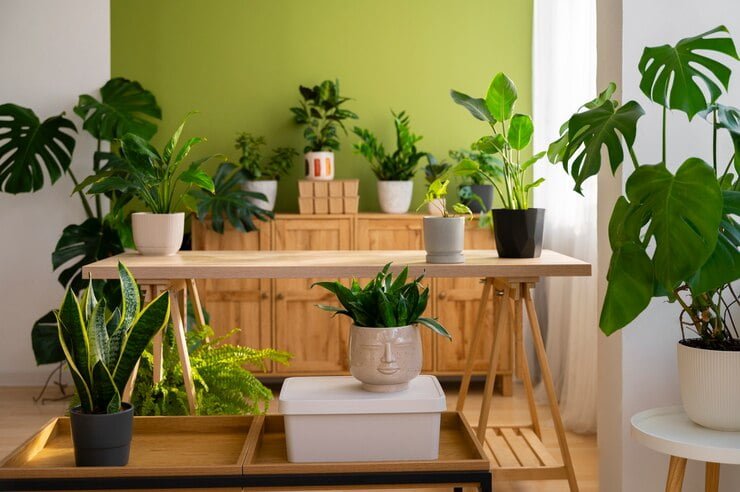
[438,291,447,300]
[261,292,269,300]
[276,293,284,300]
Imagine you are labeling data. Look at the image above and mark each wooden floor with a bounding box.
[0,381,597,491]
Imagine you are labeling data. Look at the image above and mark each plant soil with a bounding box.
[680,338,740,352]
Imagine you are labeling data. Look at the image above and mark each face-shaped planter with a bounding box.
[349,324,422,392]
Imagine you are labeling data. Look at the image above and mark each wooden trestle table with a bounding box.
[83,249,591,490]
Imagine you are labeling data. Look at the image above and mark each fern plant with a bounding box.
[131,324,291,415]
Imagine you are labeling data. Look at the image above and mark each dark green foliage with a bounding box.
[235,132,297,180]
[290,79,358,152]
[353,111,425,181]
[423,154,451,185]
[449,148,503,185]
[313,264,451,339]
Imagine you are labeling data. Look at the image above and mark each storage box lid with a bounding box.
[279,376,446,415]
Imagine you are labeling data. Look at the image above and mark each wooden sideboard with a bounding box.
[191,213,513,394]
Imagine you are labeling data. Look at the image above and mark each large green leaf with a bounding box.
[56,312,93,412]
[57,288,92,398]
[485,73,517,122]
[638,26,738,120]
[507,114,534,150]
[74,77,161,141]
[0,104,76,193]
[562,100,645,193]
[450,90,495,123]
[117,262,141,335]
[88,300,109,368]
[600,242,654,335]
[31,311,65,365]
[625,159,723,291]
[180,160,215,193]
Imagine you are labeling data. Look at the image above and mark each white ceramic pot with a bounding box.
[304,151,334,180]
[377,180,413,214]
[131,212,184,256]
[426,198,446,216]
[677,341,740,430]
[423,216,465,264]
[349,324,422,393]
[242,180,278,211]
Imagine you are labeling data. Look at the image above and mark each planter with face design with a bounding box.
[348,324,422,392]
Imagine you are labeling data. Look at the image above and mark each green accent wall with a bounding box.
[111,0,532,213]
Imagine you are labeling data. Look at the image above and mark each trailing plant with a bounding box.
[57,262,170,414]
[78,113,220,214]
[451,73,546,209]
[313,263,451,338]
[418,178,473,218]
[235,132,298,180]
[131,324,291,415]
[290,79,358,152]
[549,25,740,348]
[353,111,426,181]
[423,153,451,185]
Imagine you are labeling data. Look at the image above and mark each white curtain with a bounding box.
[531,0,598,433]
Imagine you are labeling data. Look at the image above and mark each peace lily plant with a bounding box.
[551,26,740,430]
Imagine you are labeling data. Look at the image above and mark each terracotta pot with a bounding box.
[423,216,465,264]
[377,180,413,214]
[131,212,184,256]
[70,403,134,466]
[349,324,422,392]
[304,151,334,180]
[242,180,278,211]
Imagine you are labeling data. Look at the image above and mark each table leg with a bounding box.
[510,293,541,438]
[170,283,197,414]
[457,278,494,412]
[665,456,687,492]
[705,462,720,492]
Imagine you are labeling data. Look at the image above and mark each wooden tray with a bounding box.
[243,411,490,474]
[0,416,254,480]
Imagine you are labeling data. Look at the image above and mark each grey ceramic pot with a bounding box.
[423,216,465,264]
[69,402,134,466]
[349,324,422,392]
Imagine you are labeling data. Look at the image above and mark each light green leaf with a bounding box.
[450,90,495,123]
[521,151,546,171]
[508,114,534,150]
[485,73,518,122]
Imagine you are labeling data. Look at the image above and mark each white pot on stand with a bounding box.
[304,151,334,180]
[349,324,422,393]
[377,180,413,214]
[131,212,184,256]
[242,180,278,211]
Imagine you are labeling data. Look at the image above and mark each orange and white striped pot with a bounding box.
[304,151,335,181]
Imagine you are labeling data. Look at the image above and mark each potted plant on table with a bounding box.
[422,153,451,216]
[418,175,473,264]
[354,110,426,214]
[451,73,546,257]
[450,148,503,213]
[78,113,221,256]
[234,132,298,211]
[290,79,358,180]
[313,264,451,392]
[58,262,170,466]
[551,26,740,430]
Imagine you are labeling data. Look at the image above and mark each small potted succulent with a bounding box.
[59,263,170,466]
[354,110,426,214]
[451,73,546,257]
[235,132,297,211]
[313,264,451,392]
[417,175,473,264]
[422,153,451,216]
[79,113,221,256]
[449,148,502,213]
[290,79,358,180]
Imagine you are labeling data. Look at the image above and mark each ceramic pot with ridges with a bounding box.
[492,208,545,258]
[70,403,134,466]
[132,212,184,256]
[377,180,413,214]
[423,216,465,264]
[242,180,278,211]
[349,324,422,392]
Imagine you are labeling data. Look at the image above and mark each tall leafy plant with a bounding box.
[235,132,297,180]
[290,79,358,152]
[550,26,740,347]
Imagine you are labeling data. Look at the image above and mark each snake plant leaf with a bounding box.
[88,300,109,368]
[117,262,141,335]
[638,26,739,120]
[92,360,120,413]
[74,77,161,141]
[0,104,76,193]
[450,90,495,123]
[57,288,95,411]
[562,100,645,193]
[56,311,94,412]
[31,311,65,365]
[485,73,518,122]
[626,159,723,292]
[417,317,452,339]
[508,114,534,150]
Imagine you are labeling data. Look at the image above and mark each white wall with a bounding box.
[599,1,740,490]
[0,0,110,385]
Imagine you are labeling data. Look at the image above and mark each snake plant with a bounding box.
[57,262,170,414]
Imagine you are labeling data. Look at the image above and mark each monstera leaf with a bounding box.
[31,311,65,365]
[74,77,161,142]
[639,26,739,120]
[0,104,76,193]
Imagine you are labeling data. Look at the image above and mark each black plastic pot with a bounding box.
[459,184,494,213]
[492,208,545,258]
[70,403,134,466]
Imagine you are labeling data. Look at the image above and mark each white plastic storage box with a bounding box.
[279,375,446,462]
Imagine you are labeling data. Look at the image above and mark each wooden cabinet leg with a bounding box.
[499,374,513,396]
[665,456,687,492]
[705,462,720,492]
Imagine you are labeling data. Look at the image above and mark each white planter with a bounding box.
[677,342,740,431]
[304,151,334,180]
[279,375,445,463]
[349,324,422,392]
[426,198,446,216]
[242,180,277,211]
[131,212,184,256]
[377,180,413,214]
[423,216,465,264]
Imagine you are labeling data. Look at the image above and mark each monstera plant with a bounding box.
[550,26,740,430]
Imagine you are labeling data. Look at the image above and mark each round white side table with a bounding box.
[631,406,740,492]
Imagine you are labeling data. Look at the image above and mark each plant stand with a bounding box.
[456,277,579,490]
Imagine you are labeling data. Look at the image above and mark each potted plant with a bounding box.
[290,79,358,180]
[313,264,451,392]
[58,262,170,466]
[78,113,221,256]
[417,176,473,264]
[422,153,451,216]
[234,132,298,211]
[354,110,426,214]
[551,26,740,430]
[449,148,503,213]
[451,73,546,257]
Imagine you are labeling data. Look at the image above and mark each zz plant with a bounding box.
[550,26,740,346]
[354,111,426,181]
[58,263,170,414]
[235,132,298,181]
[313,264,451,338]
[290,79,358,152]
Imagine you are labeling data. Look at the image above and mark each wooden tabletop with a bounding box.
[82,249,591,280]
